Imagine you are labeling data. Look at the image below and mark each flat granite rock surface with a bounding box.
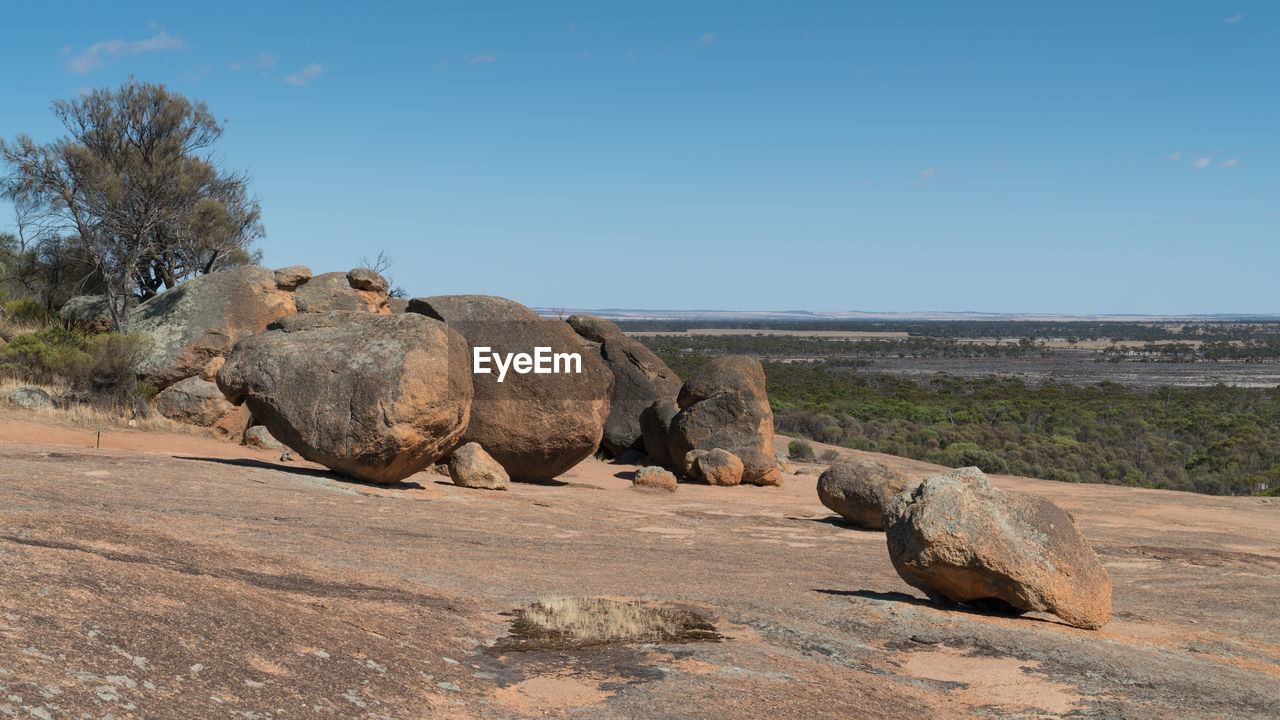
[0,408,1277,719]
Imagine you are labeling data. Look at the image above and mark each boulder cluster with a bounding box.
[563,314,781,487]
[63,268,777,492]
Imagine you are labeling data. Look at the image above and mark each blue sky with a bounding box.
[1,1,1277,314]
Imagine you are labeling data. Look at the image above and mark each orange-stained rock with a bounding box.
[407,295,613,482]
[210,404,253,443]
[295,269,390,314]
[884,467,1112,630]
[130,266,301,389]
[217,312,473,484]
[819,458,919,530]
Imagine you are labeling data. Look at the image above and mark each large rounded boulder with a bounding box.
[295,268,391,314]
[818,458,919,530]
[566,314,682,456]
[883,467,1113,630]
[217,312,473,484]
[407,295,613,482]
[130,266,305,388]
[667,356,780,486]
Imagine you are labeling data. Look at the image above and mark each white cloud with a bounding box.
[700,31,717,45]
[283,63,326,86]
[1168,152,1181,160]
[433,60,450,71]
[1224,13,1243,23]
[921,167,937,181]
[257,52,276,69]
[469,53,499,64]
[1192,157,1212,169]
[1220,158,1238,167]
[228,60,242,71]
[625,48,634,57]
[65,29,185,74]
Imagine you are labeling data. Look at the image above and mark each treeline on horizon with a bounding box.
[642,334,1280,363]
[649,347,1280,497]
[618,319,1280,343]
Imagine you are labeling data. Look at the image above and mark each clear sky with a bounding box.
[1,1,1277,314]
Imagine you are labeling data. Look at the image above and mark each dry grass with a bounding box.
[500,597,720,650]
[0,377,197,434]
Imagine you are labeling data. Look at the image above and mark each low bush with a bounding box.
[1,327,152,404]
[788,439,814,460]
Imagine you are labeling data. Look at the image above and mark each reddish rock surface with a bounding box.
[0,411,1277,718]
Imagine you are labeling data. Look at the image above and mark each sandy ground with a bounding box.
[0,406,1277,719]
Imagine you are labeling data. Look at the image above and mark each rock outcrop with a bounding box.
[566,314,682,456]
[818,458,918,530]
[407,295,613,482]
[666,356,780,486]
[130,266,303,389]
[153,377,235,427]
[883,467,1113,630]
[295,269,390,314]
[217,312,473,484]
[447,442,509,491]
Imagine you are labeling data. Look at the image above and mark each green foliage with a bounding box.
[652,335,1280,496]
[1,327,152,400]
[3,298,50,324]
[788,439,814,460]
[0,326,88,381]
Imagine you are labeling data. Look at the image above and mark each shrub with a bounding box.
[788,439,814,460]
[2,298,51,324]
[0,326,89,382]
[820,449,839,462]
[1,327,152,403]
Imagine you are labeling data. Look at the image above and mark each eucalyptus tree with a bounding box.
[1,79,263,332]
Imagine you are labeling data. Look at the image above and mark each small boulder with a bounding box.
[130,266,300,389]
[448,442,509,491]
[667,356,780,486]
[273,265,313,289]
[243,425,284,450]
[775,454,793,474]
[60,295,124,333]
[817,458,918,530]
[6,386,54,410]
[566,314,624,344]
[633,466,677,492]
[407,295,613,482]
[217,312,474,484]
[153,377,234,427]
[694,448,745,486]
[883,467,1113,630]
[211,404,253,442]
[294,269,390,314]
